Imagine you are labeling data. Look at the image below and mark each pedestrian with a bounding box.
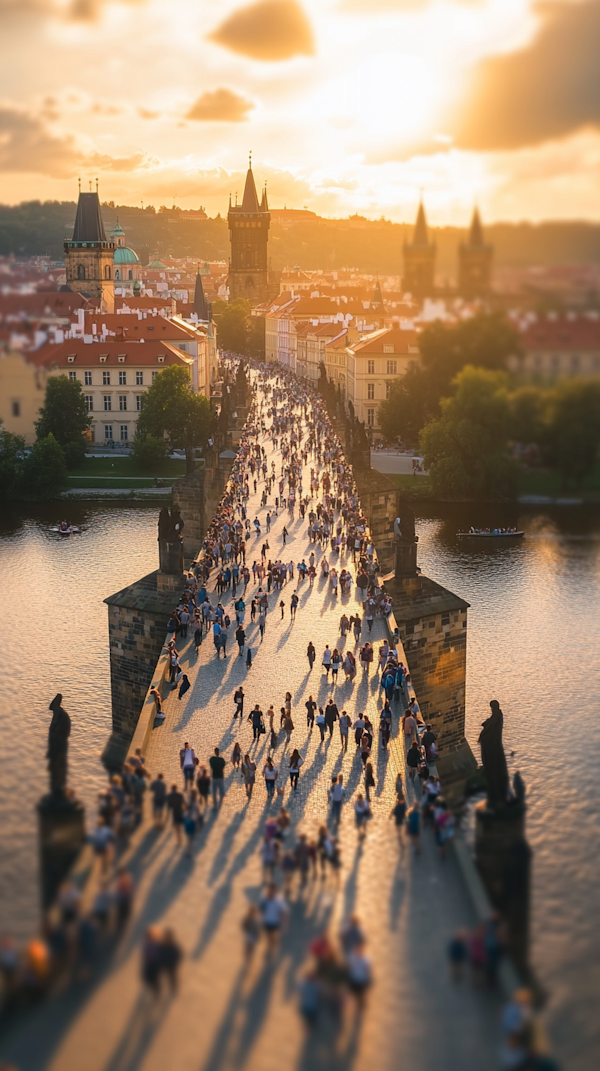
[279,599,285,619]
[406,739,421,782]
[194,625,203,653]
[346,942,372,1009]
[305,695,317,729]
[422,724,438,763]
[339,710,350,752]
[166,783,185,845]
[328,775,346,826]
[263,756,278,801]
[234,686,245,719]
[353,713,365,748]
[316,707,326,742]
[307,641,316,669]
[354,793,371,837]
[149,772,167,826]
[447,930,469,982]
[324,697,339,738]
[178,674,191,701]
[232,741,242,769]
[379,712,391,751]
[259,882,289,954]
[406,801,421,855]
[402,709,418,749]
[183,790,201,857]
[288,748,304,790]
[322,645,332,675]
[196,766,210,808]
[291,592,299,619]
[235,624,246,655]
[390,793,407,847]
[241,905,261,961]
[179,742,196,788]
[249,703,264,742]
[209,747,226,809]
[364,761,375,802]
[330,649,342,683]
[160,929,182,993]
[141,926,163,996]
[241,754,257,799]
[258,611,266,639]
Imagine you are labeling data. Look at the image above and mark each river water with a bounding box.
[0,501,597,1067]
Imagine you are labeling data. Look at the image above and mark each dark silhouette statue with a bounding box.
[47,694,71,797]
[478,699,509,809]
[158,507,185,544]
[394,502,416,544]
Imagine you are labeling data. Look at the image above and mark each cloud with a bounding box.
[454,0,600,151]
[185,88,254,122]
[340,0,479,9]
[209,0,314,61]
[137,107,159,120]
[0,104,155,176]
[90,102,123,116]
[0,105,80,176]
[87,151,155,171]
[0,0,142,21]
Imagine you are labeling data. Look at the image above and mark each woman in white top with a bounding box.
[321,557,329,577]
[263,757,278,801]
[322,645,332,674]
[288,749,304,790]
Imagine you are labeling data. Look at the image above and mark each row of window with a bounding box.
[365,360,397,375]
[366,381,394,399]
[77,265,114,281]
[86,395,144,412]
[527,354,600,373]
[102,425,129,442]
[69,370,148,386]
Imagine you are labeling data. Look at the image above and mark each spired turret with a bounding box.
[403,200,436,299]
[458,208,493,298]
[227,157,277,306]
[64,188,115,310]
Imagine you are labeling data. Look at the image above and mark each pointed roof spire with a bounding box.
[370,278,384,306]
[412,199,429,246]
[72,189,107,243]
[241,154,260,213]
[468,207,484,247]
[261,181,269,212]
[194,269,208,320]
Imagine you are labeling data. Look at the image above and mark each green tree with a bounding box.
[212,298,251,354]
[0,424,25,499]
[543,380,600,489]
[131,432,168,472]
[420,367,517,500]
[35,375,92,462]
[23,434,68,498]
[508,386,547,444]
[247,314,265,361]
[136,365,212,472]
[378,361,439,445]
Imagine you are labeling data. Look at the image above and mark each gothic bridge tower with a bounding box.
[227,157,273,306]
[403,200,436,299]
[64,185,115,310]
[458,208,493,298]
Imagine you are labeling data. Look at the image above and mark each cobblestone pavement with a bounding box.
[0,406,503,1071]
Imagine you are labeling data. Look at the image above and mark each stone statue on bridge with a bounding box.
[47,693,71,797]
[478,699,509,809]
[158,507,185,575]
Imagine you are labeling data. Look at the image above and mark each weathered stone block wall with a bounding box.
[354,469,399,571]
[173,454,236,563]
[103,571,176,767]
[399,609,468,755]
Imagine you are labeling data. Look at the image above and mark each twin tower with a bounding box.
[404,201,493,299]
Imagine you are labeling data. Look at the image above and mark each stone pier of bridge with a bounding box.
[0,389,503,1071]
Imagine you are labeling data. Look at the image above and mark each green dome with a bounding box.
[148,257,165,269]
[133,279,142,293]
[114,245,140,265]
[112,220,125,237]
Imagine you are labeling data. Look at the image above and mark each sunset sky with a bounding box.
[1,0,599,224]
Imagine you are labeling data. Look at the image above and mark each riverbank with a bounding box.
[386,471,600,506]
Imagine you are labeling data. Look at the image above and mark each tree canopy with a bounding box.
[420,367,518,500]
[35,375,92,458]
[378,312,521,445]
[212,298,252,354]
[136,364,212,472]
[23,434,68,498]
[543,380,600,490]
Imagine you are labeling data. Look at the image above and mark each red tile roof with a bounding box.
[517,314,600,351]
[349,326,418,355]
[31,339,193,368]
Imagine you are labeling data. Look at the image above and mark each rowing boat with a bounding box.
[456,529,524,539]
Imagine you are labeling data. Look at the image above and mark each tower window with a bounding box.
[77,264,85,280]
[104,265,111,279]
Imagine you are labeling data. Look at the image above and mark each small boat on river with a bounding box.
[50,523,82,536]
[457,527,524,539]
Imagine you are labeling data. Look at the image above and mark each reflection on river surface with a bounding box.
[0,501,597,1068]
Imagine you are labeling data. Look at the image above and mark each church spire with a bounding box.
[193,268,208,320]
[467,207,484,248]
[241,154,260,213]
[412,200,430,247]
